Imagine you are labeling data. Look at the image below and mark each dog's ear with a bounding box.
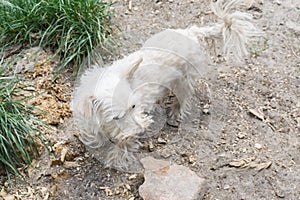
[82,95,100,118]
[126,57,143,79]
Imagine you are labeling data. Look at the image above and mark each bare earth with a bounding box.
[1,0,299,200]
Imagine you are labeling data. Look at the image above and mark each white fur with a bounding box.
[71,0,261,172]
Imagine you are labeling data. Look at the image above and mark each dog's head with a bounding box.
[79,58,152,140]
[72,56,168,150]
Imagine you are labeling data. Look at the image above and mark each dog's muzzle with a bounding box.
[113,111,126,120]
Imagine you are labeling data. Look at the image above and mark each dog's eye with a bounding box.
[131,105,135,109]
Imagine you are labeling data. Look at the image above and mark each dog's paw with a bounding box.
[166,109,180,127]
[167,118,180,127]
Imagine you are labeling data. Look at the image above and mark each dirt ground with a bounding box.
[1,0,299,199]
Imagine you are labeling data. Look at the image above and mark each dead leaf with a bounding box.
[63,161,79,168]
[49,158,63,166]
[38,187,49,200]
[60,148,68,162]
[229,157,272,172]
[188,155,197,164]
[4,195,14,200]
[249,108,265,121]
[51,170,69,181]
[0,188,7,198]
[125,184,131,191]
[100,187,113,196]
[248,162,259,168]
[53,141,65,153]
[128,0,132,11]
[229,160,246,167]
[128,174,137,180]
[23,86,36,91]
[114,189,120,195]
[256,161,272,171]
[229,157,256,168]
[50,185,58,196]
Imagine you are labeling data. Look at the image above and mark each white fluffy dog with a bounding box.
[71,0,261,171]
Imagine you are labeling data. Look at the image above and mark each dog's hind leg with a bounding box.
[163,92,181,127]
[166,74,196,125]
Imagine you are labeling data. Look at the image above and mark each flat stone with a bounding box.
[139,157,206,200]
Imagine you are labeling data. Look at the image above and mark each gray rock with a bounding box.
[139,157,206,200]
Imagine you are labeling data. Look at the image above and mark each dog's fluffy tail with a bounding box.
[190,0,262,62]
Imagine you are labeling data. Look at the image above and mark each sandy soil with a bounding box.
[1,0,299,200]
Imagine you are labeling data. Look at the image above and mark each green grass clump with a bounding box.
[0,60,46,177]
[0,0,114,74]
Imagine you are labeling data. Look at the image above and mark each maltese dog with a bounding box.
[71,0,261,172]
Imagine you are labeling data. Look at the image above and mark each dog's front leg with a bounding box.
[165,94,181,127]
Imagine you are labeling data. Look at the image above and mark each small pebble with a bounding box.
[148,141,154,151]
[4,195,15,200]
[4,182,9,188]
[255,143,263,150]
[237,132,247,139]
[274,0,282,5]
[128,174,137,180]
[223,185,230,190]
[157,137,167,144]
[139,157,206,200]
[125,184,131,191]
